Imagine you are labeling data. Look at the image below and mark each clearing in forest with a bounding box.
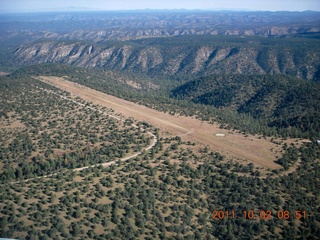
[37,76,295,171]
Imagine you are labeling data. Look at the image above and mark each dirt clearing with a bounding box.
[37,76,288,170]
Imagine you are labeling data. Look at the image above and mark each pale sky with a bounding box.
[0,0,319,12]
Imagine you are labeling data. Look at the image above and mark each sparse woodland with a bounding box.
[0,74,319,239]
[0,76,151,183]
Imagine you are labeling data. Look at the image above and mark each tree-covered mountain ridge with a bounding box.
[14,35,320,80]
[171,74,320,136]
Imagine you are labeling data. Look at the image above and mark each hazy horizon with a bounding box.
[1,0,320,13]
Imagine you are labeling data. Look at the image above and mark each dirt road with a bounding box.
[13,87,158,183]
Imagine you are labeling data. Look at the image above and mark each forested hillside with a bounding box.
[172,74,320,137]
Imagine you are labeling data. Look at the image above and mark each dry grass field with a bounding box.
[37,76,294,172]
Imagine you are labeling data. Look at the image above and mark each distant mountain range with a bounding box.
[0,11,317,80]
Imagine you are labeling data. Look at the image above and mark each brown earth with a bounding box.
[37,76,287,170]
[0,120,25,129]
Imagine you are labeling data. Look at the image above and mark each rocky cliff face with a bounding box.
[14,37,320,80]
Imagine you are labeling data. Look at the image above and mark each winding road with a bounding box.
[14,87,158,183]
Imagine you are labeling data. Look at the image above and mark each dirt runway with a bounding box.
[37,76,283,170]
